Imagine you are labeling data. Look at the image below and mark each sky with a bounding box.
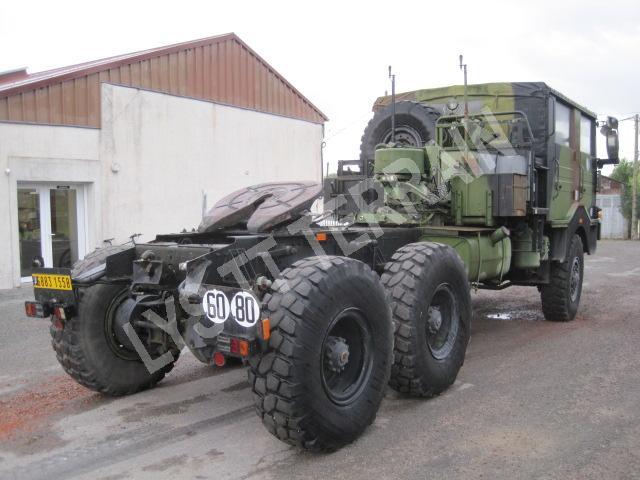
[1,0,639,174]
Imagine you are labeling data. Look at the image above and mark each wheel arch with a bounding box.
[549,205,597,262]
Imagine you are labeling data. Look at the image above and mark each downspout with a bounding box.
[320,123,326,184]
[5,169,17,286]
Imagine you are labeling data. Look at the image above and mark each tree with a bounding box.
[610,159,639,237]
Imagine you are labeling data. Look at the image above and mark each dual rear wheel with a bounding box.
[250,243,471,451]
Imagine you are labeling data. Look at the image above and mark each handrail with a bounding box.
[435,110,535,143]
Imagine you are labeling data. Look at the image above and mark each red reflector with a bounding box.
[213,352,226,367]
[230,338,240,354]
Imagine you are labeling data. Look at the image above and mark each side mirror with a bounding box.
[606,129,619,161]
[597,116,619,167]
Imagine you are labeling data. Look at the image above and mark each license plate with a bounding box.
[32,273,72,291]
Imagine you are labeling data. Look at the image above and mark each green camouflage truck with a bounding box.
[26,81,618,452]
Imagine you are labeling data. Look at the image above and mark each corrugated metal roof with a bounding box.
[0,33,327,126]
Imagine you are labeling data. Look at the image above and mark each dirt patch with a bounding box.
[0,374,99,442]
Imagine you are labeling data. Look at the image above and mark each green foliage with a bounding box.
[610,159,639,222]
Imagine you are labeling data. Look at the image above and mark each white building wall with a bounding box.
[99,84,323,244]
[0,83,323,289]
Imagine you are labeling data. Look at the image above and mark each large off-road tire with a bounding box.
[360,101,439,169]
[50,284,179,396]
[381,242,471,397]
[541,234,584,322]
[249,256,393,451]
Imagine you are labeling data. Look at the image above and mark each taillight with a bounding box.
[229,338,251,357]
[238,340,250,357]
[25,301,50,318]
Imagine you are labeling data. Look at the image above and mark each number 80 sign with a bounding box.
[202,289,260,327]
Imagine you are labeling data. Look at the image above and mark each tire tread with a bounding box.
[250,256,391,451]
[541,234,584,322]
[381,242,469,397]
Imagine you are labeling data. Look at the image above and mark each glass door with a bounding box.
[50,188,80,269]
[18,184,86,281]
[17,188,43,277]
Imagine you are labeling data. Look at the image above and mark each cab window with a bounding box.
[555,102,571,147]
[580,115,593,155]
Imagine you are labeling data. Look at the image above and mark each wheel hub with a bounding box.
[427,307,443,334]
[382,125,423,147]
[324,336,350,373]
[424,284,460,361]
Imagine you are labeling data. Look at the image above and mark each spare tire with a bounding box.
[359,101,440,170]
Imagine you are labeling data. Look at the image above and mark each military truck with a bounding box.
[25,81,619,452]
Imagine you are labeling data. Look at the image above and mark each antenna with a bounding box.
[459,55,468,118]
[389,65,396,144]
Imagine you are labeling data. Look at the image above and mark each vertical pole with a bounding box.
[459,55,468,119]
[633,114,639,239]
[459,55,469,168]
[389,66,396,144]
[463,66,468,118]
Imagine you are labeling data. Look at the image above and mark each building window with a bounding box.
[555,102,571,147]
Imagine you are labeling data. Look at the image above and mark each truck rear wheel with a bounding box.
[50,284,179,396]
[541,234,584,322]
[249,256,393,451]
[382,242,471,397]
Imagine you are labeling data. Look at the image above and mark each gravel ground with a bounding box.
[0,240,639,479]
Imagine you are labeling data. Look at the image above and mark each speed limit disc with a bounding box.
[202,289,231,324]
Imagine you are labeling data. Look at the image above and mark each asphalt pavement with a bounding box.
[0,240,639,479]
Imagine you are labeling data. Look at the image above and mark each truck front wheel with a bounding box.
[249,256,393,451]
[541,234,584,321]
